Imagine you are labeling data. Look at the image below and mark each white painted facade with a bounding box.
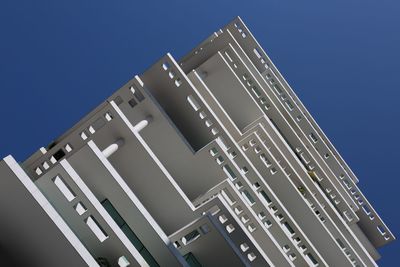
[0,17,394,267]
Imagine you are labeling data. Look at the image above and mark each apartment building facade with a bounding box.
[0,17,394,267]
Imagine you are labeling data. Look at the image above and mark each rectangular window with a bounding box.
[260,153,272,167]
[285,100,294,111]
[242,190,256,205]
[309,133,318,143]
[362,205,371,215]
[252,86,262,98]
[253,48,262,59]
[259,190,272,204]
[182,230,201,245]
[104,111,113,121]
[223,165,237,180]
[187,95,201,111]
[336,238,346,249]
[52,175,76,202]
[85,216,109,242]
[209,147,218,156]
[128,98,137,108]
[274,84,283,95]
[283,222,295,235]
[306,253,318,266]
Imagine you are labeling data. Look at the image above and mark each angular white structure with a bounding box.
[0,17,394,267]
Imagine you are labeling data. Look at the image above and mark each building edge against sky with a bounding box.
[0,17,394,267]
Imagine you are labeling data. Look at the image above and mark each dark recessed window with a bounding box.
[53,149,66,161]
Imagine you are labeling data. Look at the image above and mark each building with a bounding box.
[0,17,394,267]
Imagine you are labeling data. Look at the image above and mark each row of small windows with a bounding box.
[210,129,319,264]
[236,26,385,256]
[339,174,391,240]
[128,86,146,108]
[162,61,182,87]
[52,175,110,244]
[210,202,259,263]
[35,108,116,177]
[244,138,323,265]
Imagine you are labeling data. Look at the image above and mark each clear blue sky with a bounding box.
[0,0,398,265]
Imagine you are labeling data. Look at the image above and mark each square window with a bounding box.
[65,143,73,152]
[74,202,87,216]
